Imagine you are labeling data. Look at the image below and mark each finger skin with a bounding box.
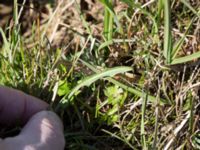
[0,86,48,125]
[0,111,65,150]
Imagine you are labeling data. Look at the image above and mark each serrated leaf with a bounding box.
[80,59,169,105]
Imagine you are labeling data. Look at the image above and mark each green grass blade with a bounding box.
[101,0,131,52]
[0,28,12,63]
[107,78,167,105]
[67,66,132,99]
[79,59,168,105]
[103,6,110,40]
[108,10,114,41]
[99,0,115,16]
[180,0,200,18]
[98,40,113,51]
[102,0,114,41]
[171,51,200,65]
[157,0,163,23]
[14,0,18,24]
[99,0,121,33]
[102,129,135,149]
[164,0,172,64]
[171,18,194,59]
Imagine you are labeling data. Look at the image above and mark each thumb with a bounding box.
[0,111,65,150]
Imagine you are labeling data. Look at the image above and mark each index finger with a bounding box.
[0,86,48,125]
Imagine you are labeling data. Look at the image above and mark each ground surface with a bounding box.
[0,0,200,149]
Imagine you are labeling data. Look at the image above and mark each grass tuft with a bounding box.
[0,0,200,149]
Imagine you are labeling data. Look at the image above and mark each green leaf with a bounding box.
[105,85,126,105]
[110,115,118,123]
[80,59,169,105]
[98,40,113,51]
[0,28,12,63]
[164,0,172,64]
[107,105,118,116]
[102,0,114,41]
[57,80,71,96]
[99,0,115,15]
[171,51,200,65]
[99,0,121,33]
[67,66,132,100]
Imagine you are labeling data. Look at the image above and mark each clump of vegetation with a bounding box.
[0,0,200,149]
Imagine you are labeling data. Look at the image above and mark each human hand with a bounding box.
[0,86,65,150]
